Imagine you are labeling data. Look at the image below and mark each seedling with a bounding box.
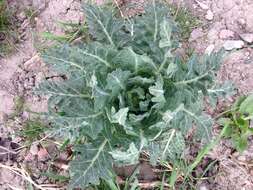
[19,120,45,143]
[168,3,201,40]
[42,21,88,43]
[218,94,253,152]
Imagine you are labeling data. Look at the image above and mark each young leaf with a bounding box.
[111,107,129,126]
[149,76,166,108]
[147,130,185,163]
[166,62,178,78]
[106,69,131,97]
[234,136,248,153]
[159,19,172,48]
[113,48,158,73]
[239,94,253,116]
[207,81,235,107]
[109,143,140,166]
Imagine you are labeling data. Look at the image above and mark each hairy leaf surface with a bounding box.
[69,140,112,188]
[39,1,231,189]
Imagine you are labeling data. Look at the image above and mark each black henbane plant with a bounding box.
[38,1,228,189]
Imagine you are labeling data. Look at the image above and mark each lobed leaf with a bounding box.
[69,140,112,189]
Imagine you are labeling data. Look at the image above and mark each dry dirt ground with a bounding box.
[0,0,253,189]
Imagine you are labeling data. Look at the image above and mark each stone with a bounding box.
[29,144,39,156]
[219,29,235,39]
[0,91,15,115]
[199,185,209,190]
[0,112,8,123]
[205,10,214,21]
[189,28,205,42]
[237,155,246,162]
[32,0,46,10]
[23,54,42,71]
[240,33,253,43]
[223,40,244,50]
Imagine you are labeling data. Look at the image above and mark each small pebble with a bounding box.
[23,54,41,71]
[0,111,8,123]
[237,155,246,162]
[199,185,209,190]
[238,18,246,26]
[205,10,214,21]
[223,40,244,50]
[233,152,240,157]
[189,28,205,42]
[29,144,39,156]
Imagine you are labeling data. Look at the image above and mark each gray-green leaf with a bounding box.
[106,69,131,97]
[159,19,172,48]
[111,107,129,126]
[69,140,112,189]
[149,76,166,107]
[109,143,139,166]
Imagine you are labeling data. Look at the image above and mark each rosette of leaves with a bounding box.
[38,1,228,189]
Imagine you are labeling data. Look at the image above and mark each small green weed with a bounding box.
[36,21,88,53]
[19,120,46,143]
[0,0,18,56]
[218,94,253,152]
[42,21,88,43]
[168,4,201,40]
[7,96,25,120]
[9,96,25,118]
[0,0,9,31]
[41,171,70,183]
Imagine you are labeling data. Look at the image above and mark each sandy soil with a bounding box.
[0,0,83,189]
[184,1,253,189]
[0,0,253,189]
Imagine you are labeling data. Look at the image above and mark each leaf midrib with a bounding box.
[70,139,108,188]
